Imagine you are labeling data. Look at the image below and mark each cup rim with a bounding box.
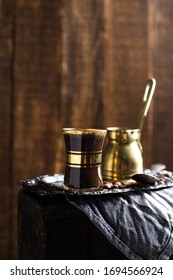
[62,128,107,135]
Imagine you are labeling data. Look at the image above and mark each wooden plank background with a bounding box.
[0,0,173,259]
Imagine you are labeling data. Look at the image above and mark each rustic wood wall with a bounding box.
[0,0,173,259]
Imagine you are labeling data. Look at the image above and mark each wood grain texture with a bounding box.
[151,0,173,170]
[60,0,105,129]
[13,0,61,179]
[18,190,128,259]
[1,0,173,259]
[11,0,62,258]
[0,0,14,259]
[103,0,148,127]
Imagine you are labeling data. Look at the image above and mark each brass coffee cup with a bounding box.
[63,128,107,191]
[102,127,143,182]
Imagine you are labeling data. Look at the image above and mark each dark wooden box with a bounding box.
[18,190,128,260]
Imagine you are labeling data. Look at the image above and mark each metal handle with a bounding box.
[137,78,156,133]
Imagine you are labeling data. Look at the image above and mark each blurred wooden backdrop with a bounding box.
[1,0,173,259]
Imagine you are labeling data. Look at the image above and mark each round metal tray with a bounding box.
[19,172,173,196]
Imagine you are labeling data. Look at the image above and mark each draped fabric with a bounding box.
[67,188,173,260]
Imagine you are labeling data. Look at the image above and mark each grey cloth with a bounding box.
[66,187,173,260]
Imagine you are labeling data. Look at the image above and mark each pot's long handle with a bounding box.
[137,78,156,134]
